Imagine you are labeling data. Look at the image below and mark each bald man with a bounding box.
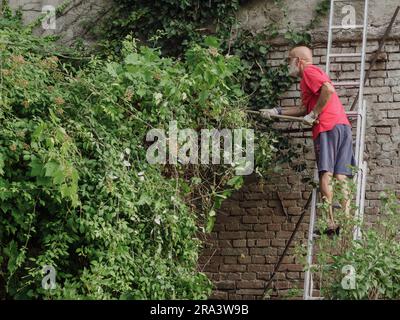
[262,46,356,236]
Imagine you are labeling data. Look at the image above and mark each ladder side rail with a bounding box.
[325,0,336,76]
[354,101,368,239]
[357,0,369,114]
[356,161,368,240]
[358,100,368,166]
[303,168,319,300]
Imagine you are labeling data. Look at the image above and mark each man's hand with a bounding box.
[260,108,279,119]
[303,110,318,126]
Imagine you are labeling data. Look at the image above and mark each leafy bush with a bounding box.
[0,0,332,300]
[296,176,400,300]
[0,10,279,298]
[323,191,400,299]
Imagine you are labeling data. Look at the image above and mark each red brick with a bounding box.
[255,239,270,247]
[201,248,220,256]
[225,273,241,281]
[221,248,248,256]
[282,223,296,231]
[224,256,237,264]
[253,224,268,231]
[265,256,279,264]
[217,215,240,223]
[236,289,264,295]
[246,208,259,215]
[271,239,286,247]
[241,272,257,280]
[236,280,265,289]
[287,272,300,279]
[268,200,280,208]
[232,239,247,247]
[207,256,223,264]
[228,293,243,299]
[287,207,303,215]
[238,255,252,264]
[220,264,246,272]
[248,265,274,273]
[247,239,256,247]
[213,224,225,231]
[280,192,302,200]
[210,291,228,299]
[258,216,272,224]
[231,207,246,215]
[276,231,293,238]
[272,215,287,223]
[218,240,232,248]
[219,231,246,240]
[275,281,290,289]
[250,247,276,255]
[234,223,250,231]
[256,272,272,280]
[282,264,304,272]
[268,224,281,231]
[215,281,236,290]
[281,256,294,264]
[225,223,240,231]
[242,216,258,224]
[202,264,219,272]
[251,255,266,264]
[240,201,263,208]
[247,231,275,239]
[258,208,274,216]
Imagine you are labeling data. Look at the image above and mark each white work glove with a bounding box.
[303,110,318,126]
[260,108,279,120]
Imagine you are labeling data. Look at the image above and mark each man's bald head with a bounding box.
[287,46,313,78]
[289,46,313,64]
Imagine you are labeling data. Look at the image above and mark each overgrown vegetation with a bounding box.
[296,178,400,300]
[0,0,349,300]
[0,2,280,299]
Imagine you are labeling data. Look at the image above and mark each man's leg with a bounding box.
[319,171,335,228]
[333,173,351,217]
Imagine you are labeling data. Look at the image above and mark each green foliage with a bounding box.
[296,177,400,300]
[0,0,332,300]
[98,0,243,56]
[0,16,274,298]
[95,0,331,174]
[323,191,400,300]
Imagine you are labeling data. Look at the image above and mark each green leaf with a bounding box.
[44,161,59,177]
[204,36,220,48]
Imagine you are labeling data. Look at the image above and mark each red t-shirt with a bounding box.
[300,65,351,140]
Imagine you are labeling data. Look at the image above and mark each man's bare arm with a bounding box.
[312,82,335,116]
[281,105,307,117]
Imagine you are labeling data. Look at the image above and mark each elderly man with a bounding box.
[262,46,356,235]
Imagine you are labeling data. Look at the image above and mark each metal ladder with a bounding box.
[303,0,369,300]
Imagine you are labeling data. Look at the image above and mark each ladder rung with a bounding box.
[329,53,362,58]
[332,0,365,2]
[345,111,360,117]
[333,81,360,87]
[307,296,325,300]
[331,25,364,30]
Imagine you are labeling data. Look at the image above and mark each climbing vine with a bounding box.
[0,0,331,300]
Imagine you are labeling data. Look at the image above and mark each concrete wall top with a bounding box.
[237,0,400,44]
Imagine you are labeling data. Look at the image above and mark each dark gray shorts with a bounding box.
[314,124,356,177]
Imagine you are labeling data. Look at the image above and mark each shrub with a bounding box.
[0,17,277,298]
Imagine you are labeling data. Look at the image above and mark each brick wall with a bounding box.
[198,39,400,300]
